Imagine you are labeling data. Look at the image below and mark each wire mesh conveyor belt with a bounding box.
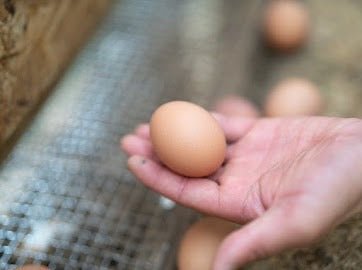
[0,0,261,269]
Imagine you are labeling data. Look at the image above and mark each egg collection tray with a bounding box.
[0,0,261,269]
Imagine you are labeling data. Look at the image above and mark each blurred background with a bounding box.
[0,0,361,269]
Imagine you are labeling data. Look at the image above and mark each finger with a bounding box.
[225,144,237,160]
[213,205,320,270]
[134,123,150,139]
[121,135,154,158]
[128,155,221,215]
[208,164,226,183]
[212,113,256,143]
[213,96,260,118]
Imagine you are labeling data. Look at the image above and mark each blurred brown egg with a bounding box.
[178,217,239,270]
[150,101,226,178]
[263,0,309,52]
[17,265,49,270]
[265,78,323,117]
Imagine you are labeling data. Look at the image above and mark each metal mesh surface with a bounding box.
[0,0,261,269]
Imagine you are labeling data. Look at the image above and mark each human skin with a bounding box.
[121,97,362,270]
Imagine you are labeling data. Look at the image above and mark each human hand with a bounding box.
[121,97,362,269]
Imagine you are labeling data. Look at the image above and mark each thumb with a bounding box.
[213,204,321,270]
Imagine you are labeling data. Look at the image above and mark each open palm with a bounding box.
[121,100,362,269]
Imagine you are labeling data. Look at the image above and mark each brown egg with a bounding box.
[150,101,226,178]
[263,0,309,51]
[265,78,323,117]
[17,265,49,270]
[178,217,239,270]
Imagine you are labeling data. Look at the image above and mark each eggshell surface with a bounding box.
[150,101,226,178]
[265,78,323,117]
[177,217,239,270]
[263,0,309,51]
